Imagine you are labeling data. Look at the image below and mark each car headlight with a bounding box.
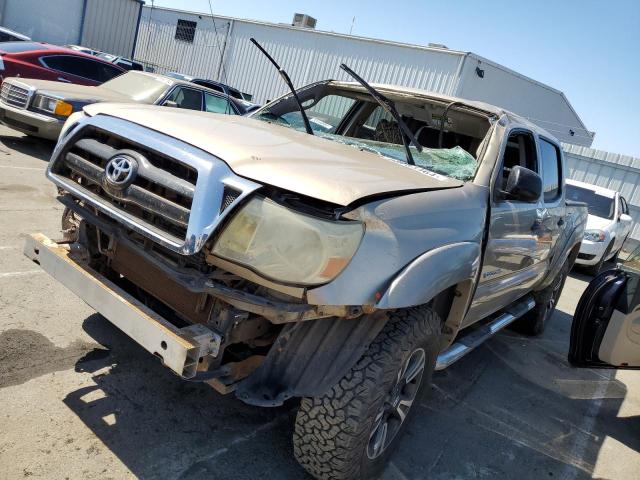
[212,196,364,285]
[33,94,73,117]
[584,230,606,242]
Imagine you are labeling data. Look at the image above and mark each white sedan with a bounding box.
[567,179,633,274]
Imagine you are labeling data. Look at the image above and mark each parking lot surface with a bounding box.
[0,125,638,480]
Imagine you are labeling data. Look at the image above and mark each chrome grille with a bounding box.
[0,82,30,109]
[47,115,261,255]
[54,128,198,242]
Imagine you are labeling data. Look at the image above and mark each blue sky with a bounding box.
[152,0,639,157]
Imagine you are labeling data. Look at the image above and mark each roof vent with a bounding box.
[428,43,449,49]
[292,13,317,29]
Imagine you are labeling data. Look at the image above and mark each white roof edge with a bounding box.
[468,53,592,135]
[144,6,591,139]
[143,6,469,56]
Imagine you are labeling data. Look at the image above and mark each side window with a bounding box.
[41,55,82,75]
[539,139,562,202]
[204,93,234,115]
[41,55,122,82]
[498,131,537,196]
[164,87,203,110]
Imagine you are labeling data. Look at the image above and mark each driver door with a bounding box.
[569,243,640,369]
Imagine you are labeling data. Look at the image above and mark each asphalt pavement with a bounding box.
[0,125,638,480]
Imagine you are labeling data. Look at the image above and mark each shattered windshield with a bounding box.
[253,84,490,182]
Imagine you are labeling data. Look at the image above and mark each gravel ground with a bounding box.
[0,125,638,480]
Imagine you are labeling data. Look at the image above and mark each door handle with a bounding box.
[557,218,565,227]
[57,77,71,83]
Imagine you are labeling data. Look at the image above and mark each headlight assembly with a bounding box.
[33,94,73,117]
[212,196,364,285]
[584,230,606,242]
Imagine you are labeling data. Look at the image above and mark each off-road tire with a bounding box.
[513,260,569,336]
[584,241,613,276]
[293,306,441,480]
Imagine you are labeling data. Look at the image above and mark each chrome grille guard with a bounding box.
[47,114,261,255]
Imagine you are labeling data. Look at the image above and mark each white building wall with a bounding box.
[135,7,593,146]
[2,0,84,45]
[457,56,594,146]
[136,7,464,105]
[81,0,143,58]
[563,143,640,241]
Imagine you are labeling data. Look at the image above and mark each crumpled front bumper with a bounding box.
[23,233,222,379]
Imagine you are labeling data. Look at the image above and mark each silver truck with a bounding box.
[25,70,586,479]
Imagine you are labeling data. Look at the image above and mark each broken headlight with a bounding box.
[212,196,364,285]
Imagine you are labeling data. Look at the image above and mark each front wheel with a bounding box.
[293,306,441,480]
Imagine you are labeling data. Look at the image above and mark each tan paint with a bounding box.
[81,103,462,206]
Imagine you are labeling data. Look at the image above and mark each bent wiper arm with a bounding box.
[340,63,421,165]
[250,38,313,135]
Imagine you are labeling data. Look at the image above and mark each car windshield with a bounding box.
[252,83,491,181]
[566,184,615,219]
[98,72,172,103]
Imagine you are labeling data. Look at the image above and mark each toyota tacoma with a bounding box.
[25,68,586,479]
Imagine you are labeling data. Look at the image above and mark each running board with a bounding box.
[435,296,536,370]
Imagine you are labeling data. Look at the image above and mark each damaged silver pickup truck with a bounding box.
[25,65,586,479]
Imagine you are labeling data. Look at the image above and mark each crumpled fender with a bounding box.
[376,242,481,309]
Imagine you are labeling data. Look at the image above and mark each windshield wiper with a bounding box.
[250,38,313,135]
[340,63,421,165]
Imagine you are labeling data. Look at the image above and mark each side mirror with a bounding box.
[620,213,632,223]
[164,100,178,108]
[503,166,542,203]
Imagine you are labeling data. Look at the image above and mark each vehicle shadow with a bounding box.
[65,313,310,480]
[67,306,637,480]
[395,308,638,479]
[0,133,55,162]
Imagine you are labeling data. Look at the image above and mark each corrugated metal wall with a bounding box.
[81,0,143,58]
[564,143,640,240]
[134,7,593,147]
[134,10,230,80]
[1,0,84,45]
[135,7,465,105]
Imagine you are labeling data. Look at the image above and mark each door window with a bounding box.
[41,55,123,82]
[497,131,538,198]
[539,139,562,202]
[204,93,234,114]
[164,87,203,110]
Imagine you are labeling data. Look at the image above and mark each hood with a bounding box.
[15,79,131,103]
[586,214,613,231]
[82,103,463,206]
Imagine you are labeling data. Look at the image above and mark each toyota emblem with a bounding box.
[105,154,137,188]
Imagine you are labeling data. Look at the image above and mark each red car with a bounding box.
[0,42,125,86]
